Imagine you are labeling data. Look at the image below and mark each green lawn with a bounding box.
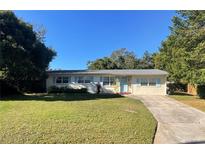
[0,93,157,144]
[170,94,205,112]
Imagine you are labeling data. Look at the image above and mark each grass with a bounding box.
[170,93,205,112]
[0,93,157,144]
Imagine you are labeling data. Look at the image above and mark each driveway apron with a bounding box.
[129,95,205,144]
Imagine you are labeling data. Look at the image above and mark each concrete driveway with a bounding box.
[129,95,205,144]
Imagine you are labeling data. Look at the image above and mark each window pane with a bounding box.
[56,77,62,83]
[110,77,116,85]
[84,76,93,83]
[75,76,84,83]
[149,78,156,86]
[136,78,141,86]
[63,77,71,83]
[75,77,78,83]
[156,78,161,87]
[100,76,103,82]
[141,78,148,86]
[78,76,84,83]
[68,76,71,83]
[63,77,68,83]
[103,77,109,85]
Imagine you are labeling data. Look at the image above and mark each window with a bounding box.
[136,78,141,86]
[101,76,116,86]
[110,77,116,85]
[156,78,161,87]
[99,76,103,85]
[103,77,109,85]
[56,77,62,83]
[84,76,93,83]
[136,78,161,87]
[74,76,94,83]
[75,76,84,83]
[149,78,156,86]
[63,76,71,83]
[141,78,148,86]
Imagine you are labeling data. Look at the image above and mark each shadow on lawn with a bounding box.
[1,93,124,101]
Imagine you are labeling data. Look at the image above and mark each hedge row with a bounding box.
[48,86,87,93]
[167,83,205,99]
[167,83,187,94]
[0,80,21,97]
[197,85,205,99]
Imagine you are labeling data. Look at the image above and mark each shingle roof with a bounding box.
[47,69,168,75]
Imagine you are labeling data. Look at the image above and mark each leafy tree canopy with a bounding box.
[87,48,155,70]
[0,11,56,91]
[138,51,155,69]
[154,11,205,84]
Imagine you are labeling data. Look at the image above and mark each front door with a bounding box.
[120,77,128,93]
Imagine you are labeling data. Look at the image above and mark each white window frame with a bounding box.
[62,76,71,83]
[74,76,94,83]
[102,76,110,86]
[84,76,94,83]
[136,78,141,87]
[56,76,62,84]
[109,77,116,85]
[136,78,161,87]
[101,76,116,86]
[156,78,161,87]
[149,78,157,86]
[75,76,84,83]
[141,78,148,86]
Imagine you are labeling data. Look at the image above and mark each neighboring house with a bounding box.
[46,69,168,95]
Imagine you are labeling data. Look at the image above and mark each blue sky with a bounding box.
[14,11,176,70]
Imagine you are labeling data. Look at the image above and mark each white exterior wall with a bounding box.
[46,74,167,95]
[46,75,98,93]
[46,75,54,89]
[131,75,167,95]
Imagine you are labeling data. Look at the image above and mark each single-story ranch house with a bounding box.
[46,69,168,95]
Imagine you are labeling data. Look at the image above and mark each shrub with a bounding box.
[47,86,59,93]
[167,83,187,94]
[197,85,205,99]
[48,86,87,93]
[0,79,21,98]
[19,80,46,93]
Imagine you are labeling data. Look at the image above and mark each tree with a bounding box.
[35,24,47,42]
[0,11,56,92]
[87,48,155,70]
[88,48,140,69]
[87,57,116,70]
[138,51,155,69]
[154,11,205,84]
[110,48,138,69]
